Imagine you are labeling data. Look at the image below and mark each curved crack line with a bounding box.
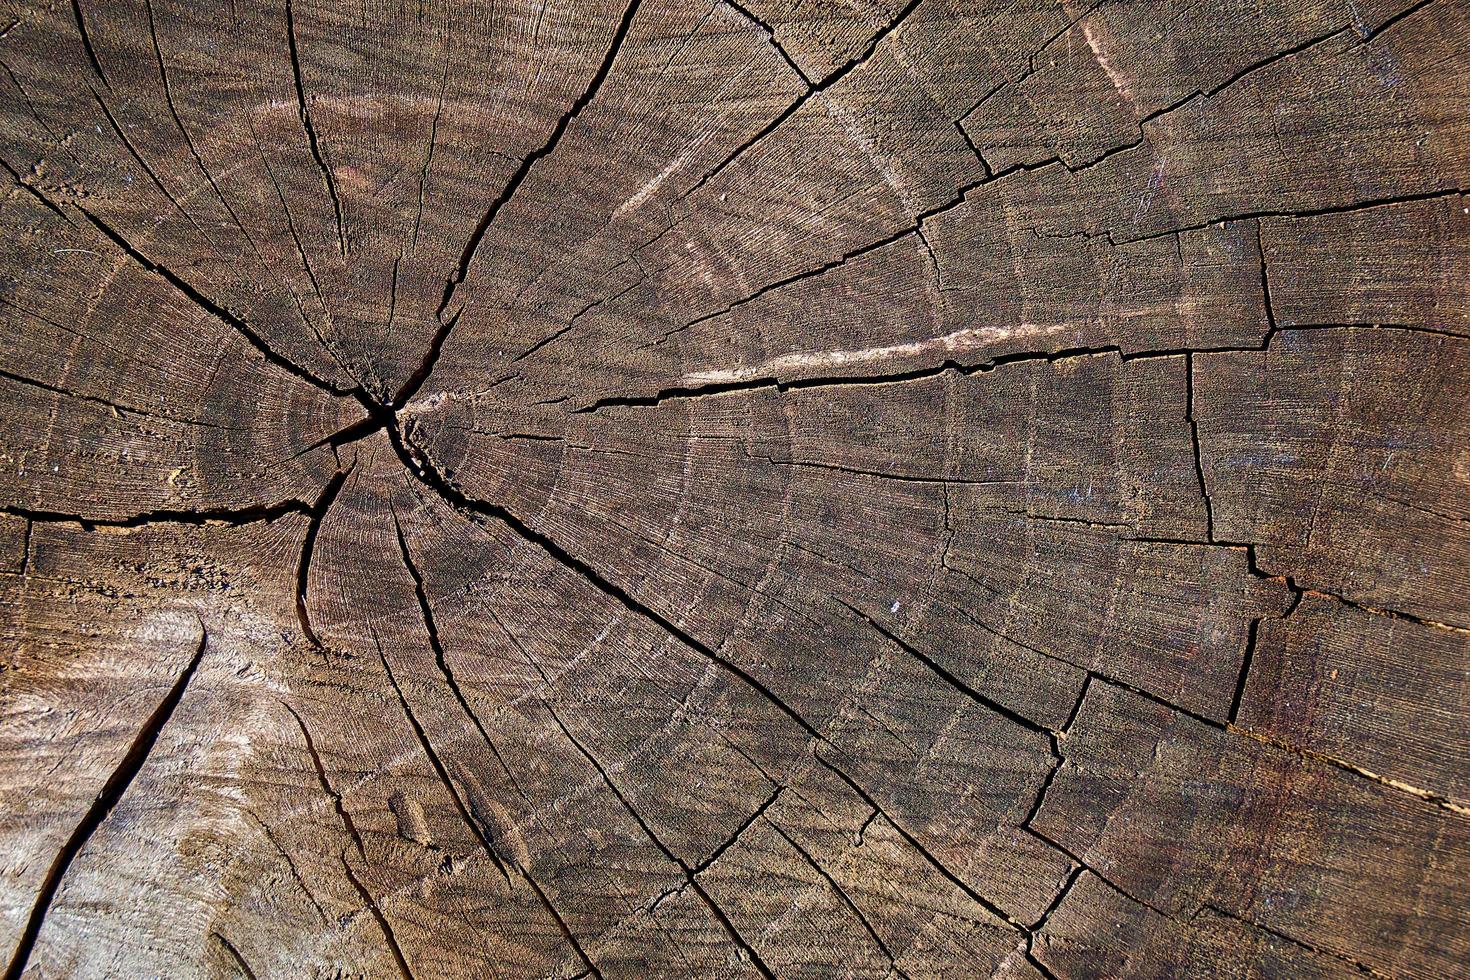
[69,0,111,90]
[295,464,353,652]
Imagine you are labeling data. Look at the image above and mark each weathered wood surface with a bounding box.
[1,0,1467,976]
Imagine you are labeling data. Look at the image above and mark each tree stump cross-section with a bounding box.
[1,0,1468,977]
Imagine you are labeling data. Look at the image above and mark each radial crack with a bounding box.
[373,639,511,879]
[77,208,353,397]
[387,425,823,742]
[4,621,207,980]
[837,597,1059,740]
[579,342,1195,412]
[811,749,1028,931]
[340,854,417,980]
[295,465,353,652]
[69,0,111,89]
[212,931,259,980]
[434,0,642,320]
[283,0,347,257]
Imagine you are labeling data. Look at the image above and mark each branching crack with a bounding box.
[810,750,1028,933]
[542,701,772,978]
[687,0,924,197]
[719,0,811,85]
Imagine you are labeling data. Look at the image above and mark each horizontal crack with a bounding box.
[3,499,311,530]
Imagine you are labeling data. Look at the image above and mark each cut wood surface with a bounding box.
[1,0,1467,976]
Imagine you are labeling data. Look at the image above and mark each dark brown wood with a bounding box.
[2,0,1467,976]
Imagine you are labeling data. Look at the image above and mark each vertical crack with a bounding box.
[434,0,642,320]
[340,854,417,980]
[372,635,511,883]
[1225,617,1262,725]
[69,0,111,90]
[4,621,207,980]
[1185,353,1215,541]
[295,465,353,652]
[19,517,33,576]
[1257,221,1278,333]
[283,0,347,257]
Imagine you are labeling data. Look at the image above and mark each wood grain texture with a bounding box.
[1,0,1466,976]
